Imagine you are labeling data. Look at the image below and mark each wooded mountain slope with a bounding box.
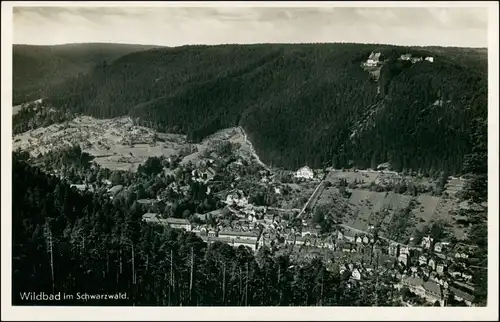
[22,43,487,174]
[13,43,161,104]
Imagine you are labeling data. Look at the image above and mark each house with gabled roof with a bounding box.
[421,236,433,249]
[159,217,192,231]
[218,230,259,242]
[351,268,361,281]
[295,166,314,180]
[449,287,474,306]
[142,212,160,224]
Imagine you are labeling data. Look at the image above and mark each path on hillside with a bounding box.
[294,170,416,248]
[238,126,271,172]
[297,176,327,219]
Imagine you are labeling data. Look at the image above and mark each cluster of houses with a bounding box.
[397,274,474,306]
[339,262,376,281]
[140,205,477,307]
[363,52,382,67]
[362,51,435,69]
[224,190,249,208]
[384,236,476,306]
[133,149,479,307]
[399,53,434,63]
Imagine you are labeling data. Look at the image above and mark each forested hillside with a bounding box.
[13,43,161,104]
[20,43,487,174]
[12,153,400,306]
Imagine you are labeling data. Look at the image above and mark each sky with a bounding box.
[12,5,489,48]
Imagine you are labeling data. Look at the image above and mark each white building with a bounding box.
[388,243,398,257]
[428,258,436,270]
[425,57,434,63]
[351,269,361,280]
[365,52,381,67]
[400,53,412,61]
[419,255,428,266]
[295,166,314,180]
[398,253,408,266]
[399,245,410,256]
[421,236,433,249]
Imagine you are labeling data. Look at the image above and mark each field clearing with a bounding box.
[13,116,187,171]
[325,170,381,184]
[180,152,204,166]
[377,193,413,234]
[180,127,262,167]
[285,183,302,191]
[312,171,466,243]
[93,159,140,172]
[12,105,22,116]
[315,187,340,205]
[435,199,466,239]
[110,144,178,158]
[13,117,270,174]
[347,190,388,231]
[412,195,440,229]
[445,178,465,196]
[325,169,439,191]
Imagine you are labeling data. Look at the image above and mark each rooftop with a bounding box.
[423,281,441,295]
[137,199,157,204]
[403,276,425,287]
[218,230,259,237]
[160,218,191,225]
[142,213,159,219]
[108,185,124,194]
[449,287,475,303]
[453,281,475,292]
[203,236,256,246]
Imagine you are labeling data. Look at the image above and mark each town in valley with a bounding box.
[12,99,483,307]
[8,4,490,311]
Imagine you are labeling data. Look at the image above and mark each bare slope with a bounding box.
[13,116,267,172]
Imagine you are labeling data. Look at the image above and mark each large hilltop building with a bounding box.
[365,52,381,67]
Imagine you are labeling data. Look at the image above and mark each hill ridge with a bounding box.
[14,43,487,174]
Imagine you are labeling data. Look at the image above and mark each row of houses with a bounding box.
[200,236,263,251]
[398,275,474,306]
[420,236,452,253]
[362,51,435,68]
